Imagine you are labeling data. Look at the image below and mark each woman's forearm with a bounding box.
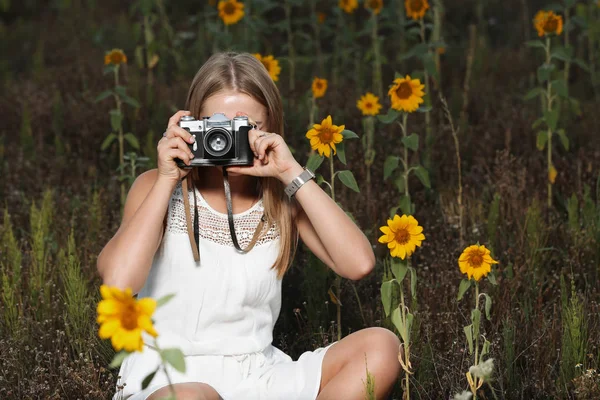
[97,176,177,294]
[282,163,375,279]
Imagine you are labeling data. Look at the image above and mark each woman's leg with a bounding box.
[317,327,401,400]
[147,382,222,400]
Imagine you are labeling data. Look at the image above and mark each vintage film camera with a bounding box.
[175,113,254,168]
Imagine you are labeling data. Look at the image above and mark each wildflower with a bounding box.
[364,0,383,15]
[253,54,281,82]
[388,75,425,113]
[97,285,158,352]
[458,244,498,281]
[533,10,563,37]
[305,115,344,158]
[469,358,495,379]
[378,214,425,259]
[218,0,244,26]
[405,0,429,20]
[312,77,328,99]
[549,164,557,184]
[104,49,127,66]
[317,12,326,24]
[357,92,382,116]
[339,0,358,13]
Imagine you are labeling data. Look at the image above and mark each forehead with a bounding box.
[200,90,267,121]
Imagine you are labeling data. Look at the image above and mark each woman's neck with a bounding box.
[196,166,260,199]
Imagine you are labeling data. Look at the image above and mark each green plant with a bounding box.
[560,275,587,388]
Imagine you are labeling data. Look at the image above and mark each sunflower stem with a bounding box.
[545,36,553,209]
[401,113,411,213]
[473,280,480,400]
[284,0,296,94]
[399,275,411,399]
[153,338,178,400]
[371,10,383,99]
[330,155,342,341]
[420,18,433,172]
[112,65,126,213]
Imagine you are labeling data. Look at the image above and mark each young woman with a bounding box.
[97,52,400,400]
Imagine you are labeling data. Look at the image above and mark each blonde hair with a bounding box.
[184,52,297,278]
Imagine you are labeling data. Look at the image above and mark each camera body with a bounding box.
[175,113,254,168]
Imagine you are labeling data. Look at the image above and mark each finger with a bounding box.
[167,137,195,159]
[167,110,191,129]
[168,149,193,166]
[235,111,257,127]
[256,134,277,160]
[165,125,196,144]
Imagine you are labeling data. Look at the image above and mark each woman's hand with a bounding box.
[226,112,303,184]
[157,110,197,182]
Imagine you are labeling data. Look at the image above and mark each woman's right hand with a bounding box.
[157,110,197,182]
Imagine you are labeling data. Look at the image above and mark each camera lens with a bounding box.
[204,128,232,157]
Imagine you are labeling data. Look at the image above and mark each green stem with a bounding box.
[474,281,480,400]
[371,11,383,99]
[152,339,177,400]
[545,36,553,209]
[401,113,411,213]
[113,66,125,211]
[351,282,367,327]
[330,155,341,341]
[399,279,410,399]
[284,0,296,94]
[420,18,433,172]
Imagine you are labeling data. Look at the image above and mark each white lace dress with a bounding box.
[113,180,336,400]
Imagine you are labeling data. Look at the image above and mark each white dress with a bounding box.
[113,180,336,400]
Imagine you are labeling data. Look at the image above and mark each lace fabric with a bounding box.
[167,180,280,248]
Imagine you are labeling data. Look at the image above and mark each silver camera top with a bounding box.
[179,113,251,132]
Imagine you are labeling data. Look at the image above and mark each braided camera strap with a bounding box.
[181,171,267,263]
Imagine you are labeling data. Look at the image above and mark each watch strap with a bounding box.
[284,168,315,198]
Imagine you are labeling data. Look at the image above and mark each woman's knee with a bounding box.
[147,382,222,400]
[361,327,402,375]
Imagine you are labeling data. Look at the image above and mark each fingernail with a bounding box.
[189,136,195,143]
[259,154,263,160]
[190,153,195,158]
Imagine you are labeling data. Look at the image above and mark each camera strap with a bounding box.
[181,170,267,263]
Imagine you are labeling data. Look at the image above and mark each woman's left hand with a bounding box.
[226,112,302,184]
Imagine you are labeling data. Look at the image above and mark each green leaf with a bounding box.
[391,307,407,342]
[551,79,568,98]
[532,117,545,129]
[401,134,419,151]
[409,267,417,299]
[109,351,129,369]
[122,94,141,108]
[573,58,590,72]
[124,133,140,150]
[487,270,498,285]
[557,129,569,151]
[141,369,158,389]
[537,64,556,84]
[471,309,482,331]
[156,293,176,308]
[399,42,429,60]
[336,142,347,165]
[103,64,117,75]
[337,170,360,193]
[377,108,400,124]
[483,293,492,320]
[536,130,548,151]
[395,175,406,193]
[416,105,432,113]
[384,156,400,180]
[341,129,359,140]
[525,40,546,49]
[423,52,438,80]
[523,87,544,101]
[390,258,408,282]
[480,339,491,360]
[464,324,474,355]
[544,109,559,131]
[95,90,114,103]
[551,46,571,62]
[101,133,117,151]
[413,165,431,188]
[306,153,324,172]
[381,280,394,317]
[160,348,186,373]
[110,110,122,132]
[457,279,472,301]
[399,195,412,215]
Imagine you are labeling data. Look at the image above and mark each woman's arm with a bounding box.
[97,169,177,294]
[283,164,375,281]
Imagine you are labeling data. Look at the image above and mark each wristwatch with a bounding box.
[284,167,316,198]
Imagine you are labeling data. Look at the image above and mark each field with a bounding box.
[0,0,599,399]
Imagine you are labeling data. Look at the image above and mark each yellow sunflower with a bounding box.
[96,285,158,353]
[378,214,425,259]
[104,49,127,66]
[364,0,383,14]
[458,245,498,282]
[388,75,425,113]
[549,164,557,184]
[405,0,429,20]
[339,0,358,13]
[253,53,281,82]
[305,115,344,158]
[218,0,244,26]
[533,10,563,37]
[312,77,328,99]
[357,92,382,116]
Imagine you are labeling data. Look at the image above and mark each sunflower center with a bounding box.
[396,82,413,100]
[121,303,139,330]
[544,17,557,33]
[468,252,484,268]
[319,128,334,144]
[367,0,379,9]
[316,82,323,90]
[260,60,270,70]
[110,53,123,64]
[366,102,373,108]
[394,228,410,245]
[224,2,236,15]
[410,0,424,11]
